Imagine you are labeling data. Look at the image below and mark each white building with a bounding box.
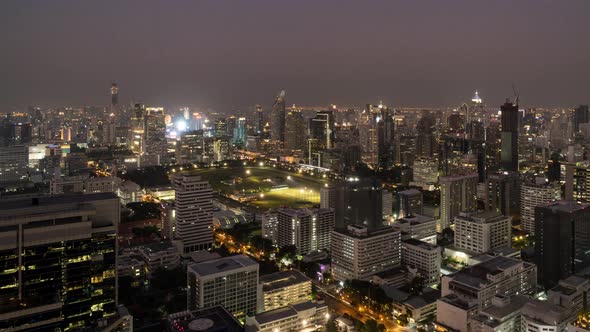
[520,180,561,235]
[276,208,334,255]
[439,173,478,231]
[454,211,511,254]
[331,225,401,281]
[85,176,121,193]
[258,270,312,312]
[401,239,441,286]
[382,189,393,220]
[393,214,437,244]
[470,295,529,332]
[173,173,213,255]
[245,300,329,332]
[521,299,569,332]
[441,256,537,311]
[260,211,278,244]
[187,255,259,320]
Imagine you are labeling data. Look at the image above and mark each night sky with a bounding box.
[1,0,589,111]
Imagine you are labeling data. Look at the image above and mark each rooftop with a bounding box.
[260,270,311,293]
[403,238,438,250]
[449,256,532,289]
[188,255,258,277]
[398,188,422,196]
[540,200,590,214]
[474,295,529,325]
[455,210,509,224]
[396,214,434,225]
[166,306,243,332]
[250,301,327,325]
[0,192,118,216]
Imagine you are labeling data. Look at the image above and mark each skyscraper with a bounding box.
[500,100,519,171]
[270,90,286,144]
[416,111,436,158]
[0,193,118,331]
[255,105,264,134]
[110,82,119,108]
[276,208,334,255]
[309,109,335,150]
[284,109,305,151]
[144,107,167,164]
[573,105,589,133]
[173,173,214,255]
[535,201,590,288]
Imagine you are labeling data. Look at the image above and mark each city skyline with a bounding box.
[2,0,590,111]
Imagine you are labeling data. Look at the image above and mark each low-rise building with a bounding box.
[245,301,329,332]
[454,211,511,254]
[258,270,312,312]
[521,299,570,332]
[392,288,440,326]
[166,306,244,332]
[470,295,529,332]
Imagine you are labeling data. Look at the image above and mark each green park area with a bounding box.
[193,166,328,209]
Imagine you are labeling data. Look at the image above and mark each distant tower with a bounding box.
[500,99,519,172]
[110,82,119,107]
[271,90,286,144]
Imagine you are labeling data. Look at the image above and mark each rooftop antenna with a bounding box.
[512,84,520,107]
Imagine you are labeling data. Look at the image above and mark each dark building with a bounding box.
[0,193,119,331]
[535,201,590,288]
[270,90,286,144]
[255,105,264,134]
[397,188,423,219]
[486,171,520,217]
[344,179,385,230]
[309,109,335,150]
[573,105,589,132]
[110,82,119,107]
[500,100,519,171]
[166,306,244,332]
[416,112,436,158]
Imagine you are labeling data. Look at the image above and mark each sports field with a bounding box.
[192,166,327,209]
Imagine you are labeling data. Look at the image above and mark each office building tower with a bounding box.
[245,301,329,332]
[0,145,28,183]
[232,117,246,146]
[270,90,286,144]
[0,193,119,331]
[402,239,441,286]
[500,100,519,171]
[320,185,345,226]
[397,189,423,219]
[535,201,590,288]
[176,130,204,164]
[284,109,305,151]
[573,105,589,133]
[454,211,511,254]
[359,104,383,167]
[130,104,146,155]
[260,212,278,244]
[393,214,437,244]
[486,171,520,217]
[331,225,401,281]
[258,270,312,312]
[412,158,439,185]
[520,180,561,235]
[382,189,393,220]
[485,120,502,172]
[309,109,335,150]
[439,173,478,231]
[255,105,264,134]
[145,107,167,164]
[214,118,228,137]
[111,82,119,108]
[276,208,334,255]
[343,179,386,230]
[173,173,214,255]
[441,256,537,311]
[187,255,258,320]
[416,112,436,158]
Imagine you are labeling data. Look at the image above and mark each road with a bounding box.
[314,282,405,332]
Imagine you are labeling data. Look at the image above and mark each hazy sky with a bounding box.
[1,0,589,112]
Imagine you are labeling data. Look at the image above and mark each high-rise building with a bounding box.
[0,193,119,331]
[343,179,386,230]
[573,105,589,133]
[270,90,286,144]
[486,171,520,217]
[439,173,478,231]
[331,225,401,281]
[145,107,167,164]
[276,208,334,255]
[308,109,335,150]
[520,180,561,235]
[111,82,119,108]
[187,255,259,320]
[535,201,590,288]
[255,105,264,134]
[500,100,519,171]
[173,173,214,255]
[0,145,28,183]
[232,117,247,146]
[130,103,146,155]
[397,189,423,219]
[416,112,436,158]
[454,211,511,254]
[284,109,305,151]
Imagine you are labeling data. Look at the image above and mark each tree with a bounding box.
[409,275,425,295]
[361,319,379,332]
[326,319,338,332]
